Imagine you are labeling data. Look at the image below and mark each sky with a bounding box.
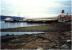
[0,0,71,18]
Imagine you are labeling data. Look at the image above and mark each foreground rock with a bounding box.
[1,31,71,49]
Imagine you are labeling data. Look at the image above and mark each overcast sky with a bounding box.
[0,0,71,18]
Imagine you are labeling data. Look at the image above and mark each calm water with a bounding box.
[0,21,45,36]
[1,32,44,36]
[0,21,44,29]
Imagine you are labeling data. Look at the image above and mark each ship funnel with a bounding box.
[61,10,64,13]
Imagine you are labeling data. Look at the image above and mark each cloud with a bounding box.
[0,0,71,18]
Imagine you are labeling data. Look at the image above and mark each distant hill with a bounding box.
[0,15,24,21]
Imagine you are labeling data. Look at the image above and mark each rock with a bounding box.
[61,44,69,49]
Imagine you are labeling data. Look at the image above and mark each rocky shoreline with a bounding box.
[1,31,71,49]
[1,21,71,49]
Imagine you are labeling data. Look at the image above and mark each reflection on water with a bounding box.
[1,32,44,36]
[0,21,43,29]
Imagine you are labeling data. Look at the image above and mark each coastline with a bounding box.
[0,21,71,32]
